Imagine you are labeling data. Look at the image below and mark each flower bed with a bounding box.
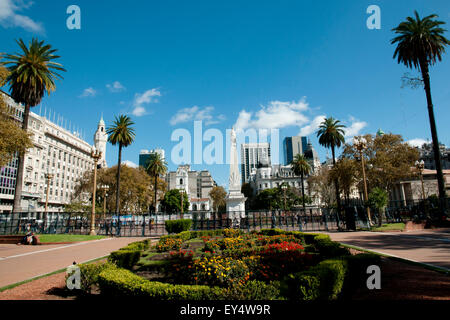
[96,229,379,300]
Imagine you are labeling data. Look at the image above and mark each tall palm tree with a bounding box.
[392,11,450,208]
[317,117,346,213]
[290,154,311,211]
[106,115,135,218]
[1,38,65,216]
[145,152,168,213]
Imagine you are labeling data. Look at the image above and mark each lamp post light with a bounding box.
[353,136,372,224]
[415,160,426,201]
[180,188,186,219]
[100,184,110,220]
[90,147,102,236]
[43,172,54,230]
[281,183,288,211]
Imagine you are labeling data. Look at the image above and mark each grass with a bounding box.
[0,255,109,293]
[37,234,107,243]
[370,223,405,232]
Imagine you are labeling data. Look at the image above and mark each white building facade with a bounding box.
[0,91,106,214]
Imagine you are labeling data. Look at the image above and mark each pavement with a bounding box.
[0,237,147,288]
[325,229,450,271]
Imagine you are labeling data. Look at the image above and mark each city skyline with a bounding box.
[1,1,450,188]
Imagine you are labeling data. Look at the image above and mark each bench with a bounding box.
[0,235,41,245]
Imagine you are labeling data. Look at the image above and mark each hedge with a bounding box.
[97,267,281,300]
[98,267,225,299]
[285,258,348,300]
[165,219,192,234]
[108,239,150,269]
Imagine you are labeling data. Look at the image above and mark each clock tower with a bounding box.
[94,116,108,168]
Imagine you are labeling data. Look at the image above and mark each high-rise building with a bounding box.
[283,136,308,165]
[240,143,271,184]
[139,148,165,168]
[0,91,102,214]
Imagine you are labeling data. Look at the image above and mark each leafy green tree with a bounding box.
[329,157,358,204]
[1,38,65,214]
[241,183,255,210]
[290,154,311,210]
[342,133,419,192]
[392,11,450,205]
[255,188,281,210]
[145,152,168,212]
[209,186,227,213]
[0,66,33,167]
[368,187,389,226]
[160,189,189,213]
[106,115,136,216]
[317,117,346,212]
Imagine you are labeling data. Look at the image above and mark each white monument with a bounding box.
[226,127,246,226]
[94,116,108,168]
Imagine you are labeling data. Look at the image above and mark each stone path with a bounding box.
[0,237,146,288]
[325,229,450,271]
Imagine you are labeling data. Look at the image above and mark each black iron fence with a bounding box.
[0,198,447,237]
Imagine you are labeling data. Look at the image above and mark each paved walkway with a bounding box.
[0,237,147,288]
[325,229,450,271]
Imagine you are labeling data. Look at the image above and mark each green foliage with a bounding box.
[97,267,225,299]
[286,258,348,300]
[165,219,192,234]
[223,280,281,300]
[160,189,189,213]
[67,261,116,294]
[209,186,227,212]
[368,187,389,210]
[108,240,149,269]
[108,250,141,269]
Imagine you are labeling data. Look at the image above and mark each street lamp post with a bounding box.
[100,185,110,220]
[180,189,185,219]
[43,172,54,231]
[415,160,426,201]
[90,147,102,236]
[353,136,372,224]
[281,184,288,211]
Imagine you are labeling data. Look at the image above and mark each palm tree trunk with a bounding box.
[154,174,158,213]
[420,60,446,213]
[12,104,31,219]
[331,145,341,214]
[116,144,122,216]
[301,172,306,211]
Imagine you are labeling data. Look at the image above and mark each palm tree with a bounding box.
[1,38,65,217]
[392,11,450,209]
[106,115,136,219]
[145,152,168,213]
[317,117,346,213]
[290,154,311,211]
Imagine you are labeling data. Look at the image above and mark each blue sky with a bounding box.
[1,0,450,188]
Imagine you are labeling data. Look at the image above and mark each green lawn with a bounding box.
[370,223,405,232]
[37,234,107,243]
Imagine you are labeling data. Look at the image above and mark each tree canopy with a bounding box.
[160,189,189,213]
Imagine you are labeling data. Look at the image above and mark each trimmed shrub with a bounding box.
[165,219,192,234]
[108,250,141,269]
[97,267,225,299]
[285,258,348,300]
[71,261,116,294]
[223,280,281,300]
[156,237,183,252]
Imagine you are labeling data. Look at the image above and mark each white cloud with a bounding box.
[106,81,126,93]
[343,116,368,141]
[298,115,326,136]
[234,98,309,131]
[132,88,161,116]
[0,0,44,33]
[407,138,428,148]
[122,160,138,168]
[170,106,225,126]
[79,87,97,98]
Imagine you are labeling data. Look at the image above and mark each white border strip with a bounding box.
[0,238,113,261]
[341,242,450,273]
